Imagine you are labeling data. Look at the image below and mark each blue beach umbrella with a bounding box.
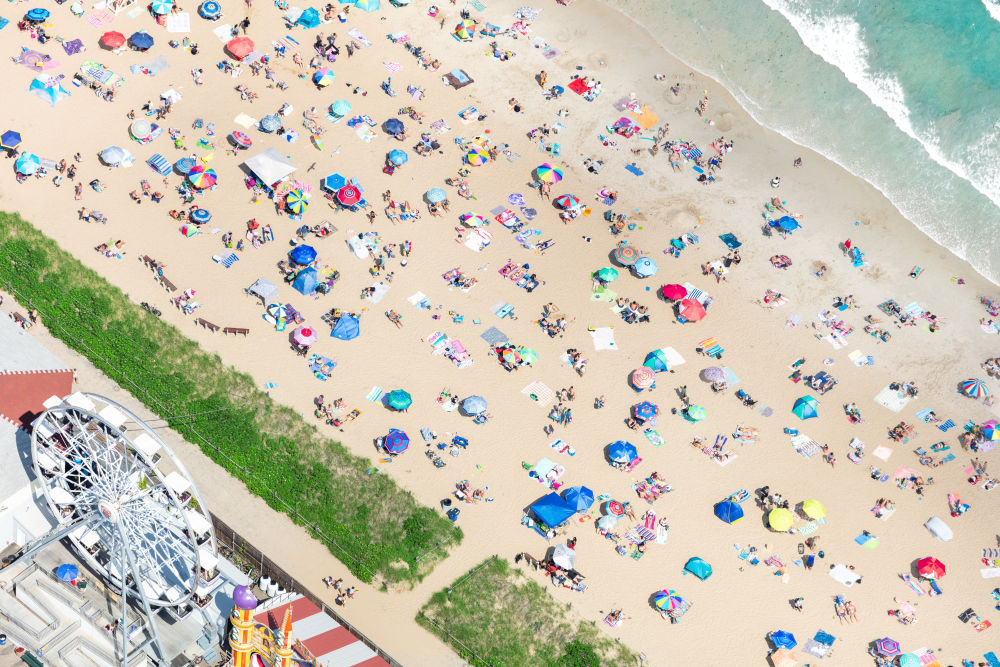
[189,208,212,224]
[633,401,658,422]
[198,0,222,18]
[386,389,412,410]
[26,7,50,21]
[769,630,797,650]
[714,500,743,524]
[322,173,346,192]
[562,485,595,512]
[354,0,379,11]
[384,428,409,454]
[461,395,488,415]
[330,99,352,116]
[777,215,800,232]
[56,563,79,581]
[289,244,317,265]
[425,187,447,204]
[1,130,23,150]
[175,157,196,174]
[129,31,154,50]
[384,118,405,135]
[260,114,282,132]
[15,153,40,175]
[607,440,637,463]
[151,0,173,14]
[632,256,658,278]
[388,149,408,166]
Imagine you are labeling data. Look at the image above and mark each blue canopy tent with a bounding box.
[354,0,379,11]
[330,314,360,340]
[296,7,321,28]
[529,492,576,528]
[713,500,744,524]
[28,78,70,107]
[562,485,595,512]
[291,267,318,295]
[684,556,713,581]
[289,244,317,265]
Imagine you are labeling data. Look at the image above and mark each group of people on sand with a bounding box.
[614,296,650,324]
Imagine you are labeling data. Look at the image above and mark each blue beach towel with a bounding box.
[938,419,955,432]
[625,164,644,176]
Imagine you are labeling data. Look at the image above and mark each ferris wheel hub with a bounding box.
[98,499,122,525]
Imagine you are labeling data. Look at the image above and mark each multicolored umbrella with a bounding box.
[653,589,685,610]
[917,556,946,580]
[607,441,637,464]
[874,638,900,658]
[453,21,476,40]
[660,283,687,300]
[643,349,669,372]
[337,185,362,206]
[466,149,489,166]
[553,194,580,209]
[535,163,563,183]
[614,245,638,266]
[0,130,22,150]
[231,131,253,148]
[426,187,447,204]
[227,36,255,59]
[769,630,797,650]
[460,213,485,227]
[684,405,707,422]
[605,499,625,516]
[633,401,658,422]
[984,420,1000,441]
[130,120,152,139]
[959,378,989,399]
[801,499,826,519]
[714,500,743,524]
[631,367,655,389]
[386,389,412,411]
[678,299,707,321]
[517,347,538,364]
[792,395,819,420]
[293,325,318,346]
[151,0,173,14]
[187,165,217,189]
[330,99,352,116]
[285,190,308,214]
[198,0,222,18]
[501,349,522,366]
[313,69,336,87]
[384,428,409,454]
[388,149,408,166]
[701,367,725,382]
[189,208,212,224]
[15,153,40,175]
[632,256,658,278]
[597,267,619,282]
[768,507,795,532]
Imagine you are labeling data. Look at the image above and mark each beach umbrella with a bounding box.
[187,165,217,189]
[678,299,707,322]
[633,401,658,422]
[632,257,658,278]
[26,7,50,21]
[175,157,196,174]
[660,283,687,300]
[535,163,563,183]
[453,24,475,40]
[714,500,743,524]
[425,187,447,204]
[465,149,489,166]
[388,149,408,166]
[874,638,900,658]
[898,654,920,667]
[151,0,173,14]
[15,153,40,175]
[768,507,795,532]
[551,543,576,569]
[227,36,255,59]
[917,556,946,580]
[386,389,412,411]
[501,349,522,366]
[322,173,346,192]
[959,378,989,399]
[769,630,797,650]
[643,350,669,373]
[130,120,152,140]
[313,68,335,87]
[597,267,619,282]
[460,213,485,227]
[189,208,212,224]
[461,395,488,415]
[684,405,707,422]
[631,367,655,389]
[100,145,129,166]
[984,420,1000,441]
[330,99,352,116]
[801,499,826,520]
[653,589,684,611]
[267,303,288,322]
[562,486,595,512]
[292,325,318,346]
[336,185,362,206]
[701,367,725,382]
[553,194,580,209]
[777,215,800,232]
[792,395,819,420]
[56,563,79,581]
[260,114,281,132]
[605,500,625,517]
[596,514,619,530]
[289,244,317,265]
[770,648,797,667]
[129,31,154,50]
[384,428,409,454]
[198,0,222,18]
[517,347,538,365]
[100,31,126,48]
[0,130,22,150]
[614,244,638,266]
[231,131,253,148]
[384,118,405,135]
[607,441,637,463]
[285,190,308,214]
[354,0,379,11]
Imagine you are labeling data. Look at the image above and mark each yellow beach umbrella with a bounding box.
[768,507,794,532]
[802,499,826,520]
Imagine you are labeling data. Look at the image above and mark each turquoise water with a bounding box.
[624,0,1000,283]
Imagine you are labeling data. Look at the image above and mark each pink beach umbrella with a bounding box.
[293,326,318,347]
[631,367,655,389]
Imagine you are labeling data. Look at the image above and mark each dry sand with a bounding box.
[2,0,999,664]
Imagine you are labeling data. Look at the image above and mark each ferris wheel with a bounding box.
[25,392,216,662]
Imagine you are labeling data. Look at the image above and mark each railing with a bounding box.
[208,513,402,667]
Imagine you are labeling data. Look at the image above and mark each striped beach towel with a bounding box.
[624,526,655,544]
[365,386,384,402]
[469,0,487,10]
[216,253,239,268]
[147,153,172,175]
[938,419,955,432]
[384,61,403,73]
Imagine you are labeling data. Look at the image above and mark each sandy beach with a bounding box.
[2,0,1000,664]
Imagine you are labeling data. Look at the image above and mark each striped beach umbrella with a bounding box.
[285,190,308,214]
[175,157,196,174]
[517,347,538,365]
[151,0,173,14]
[336,185,361,206]
[614,244,638,266]
[633,401,658,422]
[553,194,580,209]
[460,213,485,227]
[959,378,989,399]
[465,149,489,166]
[605,499,626,516]
[198,0,222,18]
[535,163,563,183]
[189,208,212,224]
[631,367,654,389]
[313,69,336,87]
[187,166,217,189]
[899,654,920,667]
[984,420,1000,441]
[453,23,475,40]
[875,638,900,657]
[501,349,522,366]
[231,131,253,148]
[384,429,409,454]
[654,589,684,610]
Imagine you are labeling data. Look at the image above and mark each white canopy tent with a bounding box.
[243,147,297,186]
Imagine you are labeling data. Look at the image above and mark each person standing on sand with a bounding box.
[538,70,547,88]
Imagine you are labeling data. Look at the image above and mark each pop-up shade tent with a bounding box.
[245,277,278,305]
[292,267,318,295]
[684,556,713,580]
[243,147,297,186]
[330,314,360,340]
[529,492,576,527]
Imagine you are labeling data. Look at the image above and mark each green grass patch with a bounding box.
[0,211,461,584]
[416,556,637,666]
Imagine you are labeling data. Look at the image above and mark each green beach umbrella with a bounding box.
[518,347,538,364]
[597,267,619,282]
[387,389,412,410]
[684,405,707,422]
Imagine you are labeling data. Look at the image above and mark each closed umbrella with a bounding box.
[959,378,989,399]
[631,367,655,389]
[792,395,819,420]
[607,441,637,463]
[313,69,335,86]
[129,32,154,50]
[384,429,409,454]
[769,630,797,650]
[285,190,308,214]
[388,149,408,166]
[198,0,222,18]
[289,245,317,265]
[701,367,725,382]
[293,326,318,346]
[151,0,173,14]
[336,185,362,206]
[189,208,212,224]
[227,36,255,58]
[801,499,826,519]
[56,563,79,581]
[769,508,794,532]
[684,405,707,422]
[917,556,946,580]
[187,165,217,189]
[614,245,638,266]
[100,145,128,166]
[597,267,619,282]
[465,149,489,166]
[874,638,900,658]
[551,543,576,569]
[643,349,669,372]
[660,283,687,300]
[231,131,253,148]
[15,153,40,175]
[714,500,743,524]
[330,99,352,116]
[632,257,658,278]
[679,299,707,321]
[633,401,658,422]
[384,118,405,135]
[562,486,595,512]
[0,130,22,150]
[461,395,488,415]
[553,194,580,209]
[387,389,412,411]
[535,163,563,183]
[425,187,447,204]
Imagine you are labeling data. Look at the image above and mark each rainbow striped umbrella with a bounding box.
[465,149,489,166]
[654,589,685,611]
[535,163,563,183]
[614,244,638,266]
[313,69,335,87]
[460,213,485,227]
[553,194,580,209]
[960,378,989,399]
[285,190,308,214]
[231,131,253,148]
[187,165,217,189]
[501,349,521,366]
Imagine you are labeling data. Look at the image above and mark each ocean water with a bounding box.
[617,0,1000,284]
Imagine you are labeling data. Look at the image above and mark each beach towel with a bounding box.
[213,24,233,41]
[828,563,861,587]
[521,381,555,406]
[147,153,171,175]
[469,0,487,9]
[719,233,741,249]
[644,429,665,446]
[384,61,403,72]
[142,56,171,76]
[126,6,145,18]
[938,419,955,431]
[62,39,85,56]
[589,327,617,350]
[213,253,239,268]
[790,435,822,458]
[982,569,1000,579]
[346,28,372,47]
[658,347,686,367]
[480,326,509,346]
[365,386,384,402]
[625,164,644,176]
[430,119,452,135]
[872,446,893,461]
[874,385,910,412]
[366,281,390,303]
[165,12,190,32]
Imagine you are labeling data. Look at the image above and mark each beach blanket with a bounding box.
[165,12,190,32]
[828,563,861,587]
[233,113,256,128]
[480,326,509,346]
[589,327,617,350]
[81,60,122,87]
[365,386,383,402]
[871,446,893,461]
[62,39,85,56]
[347,28,372,47]
[365,281,390,303]
[875,385,910,412]
[213,24,233,42]
[644,429,665,446]
[430,119,452,135]
[568,78,591,95]
[142,56,171,76]
[15,48,52,70]
[87,9,114,26]
[126,6,145,18]
[521,380,555,407]
[719,233,742,249]
[213,253,239,268]
[384,61,403,72]
[790,434,822,458]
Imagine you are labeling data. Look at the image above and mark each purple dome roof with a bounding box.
[232,585,258,611]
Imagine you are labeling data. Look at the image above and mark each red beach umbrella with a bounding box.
[679,299,707,322]
[101,31,126,48]
[337,185,362,206]
[226,36,255,59]
[917,556,946,580]
[660,283,687,300]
